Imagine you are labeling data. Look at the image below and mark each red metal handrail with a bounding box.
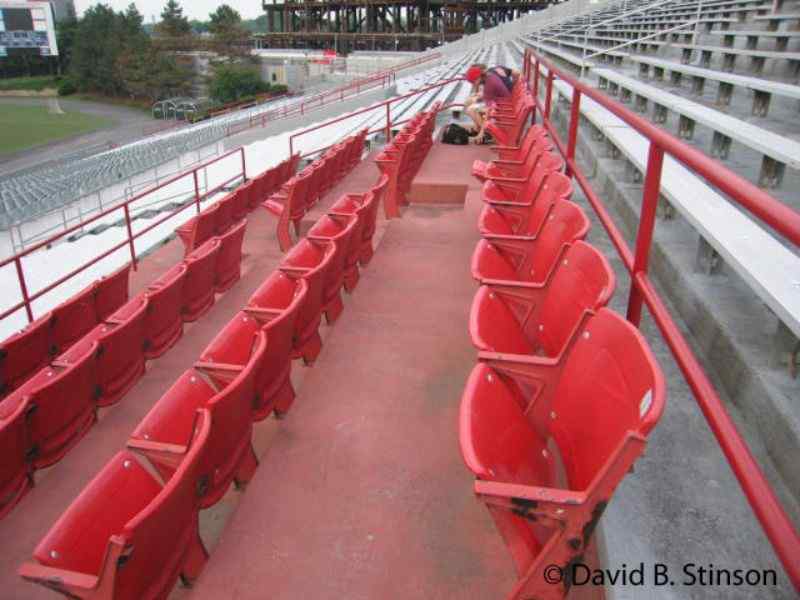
[223,52,443,140]
[0,147,246,326]
[288,77,463,157]
[524,49,800,590]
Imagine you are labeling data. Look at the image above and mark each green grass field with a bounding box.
[0,76,58,92]
[0,103,113,156]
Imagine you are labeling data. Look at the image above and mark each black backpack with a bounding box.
[442,123,470,145]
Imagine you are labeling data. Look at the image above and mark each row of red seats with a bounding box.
[374,104,439,219]
[484,82,534,148]
[19,167,392,599]
[460,118,666,599]
[265,130,368,252]
[0,196,252,521]
[177,154,299,255]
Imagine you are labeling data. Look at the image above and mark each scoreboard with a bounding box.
[0,1,58,57]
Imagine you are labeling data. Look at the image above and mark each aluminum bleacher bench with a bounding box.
[522,40,596,71]
[628,55,800,116]
[710,28,800,51]
[593,67,800,187]
[666,43,800,75]
[753,11,800,30]
[548,74,800,349]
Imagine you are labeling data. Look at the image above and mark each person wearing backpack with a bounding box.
[464,64,519,144]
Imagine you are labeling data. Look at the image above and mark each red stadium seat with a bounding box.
[0,398,31,520]
[280,239,336,365]
[246,272,308,420]
[215,219,247,293]
[469,241,615,359]
[214,192,236,236]
[59,295,148,407]
[308,214,359,323]
[239,179,257,211]
[20,412,211,600]
[481,153,564,206]
[51,283,98,355]
[182,239,221,322]
[176,203,218,256]
[479,124,548,171]
[472,131,552,183]
[95,263,131,322]
[471,199,591,285]
[328,197,367,293]
[143,264,187,359]
[264,170,311,252]
[329,174,389,270]
[130,332,265,508]
[460,309,665,600]
[477,172,573,237]
[0,313,54,398]
[484,94,533,147]
[230,187,249,221]
[4,341,98,469]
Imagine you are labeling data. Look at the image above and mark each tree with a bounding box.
[70,5,127,94]
[209,5,242,35]
[209,64,269,104]
[157,0,191,37]
[55,7,79,74]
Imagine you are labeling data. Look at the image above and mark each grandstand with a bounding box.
[0,0,798,598]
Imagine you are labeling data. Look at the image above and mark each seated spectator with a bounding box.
[464,64,519,144]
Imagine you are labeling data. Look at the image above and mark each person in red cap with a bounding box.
[464,64,518,143]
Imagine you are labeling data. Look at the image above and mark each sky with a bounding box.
[74,0,264,23]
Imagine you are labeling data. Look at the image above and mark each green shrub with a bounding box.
[58,80,78,96]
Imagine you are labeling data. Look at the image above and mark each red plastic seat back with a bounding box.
[0,314,54,396]
[533,241,615,356]
[51,283,99,354]
[0,398,30,519]
[183,239,221,321]
[528,200,591,283]
[22,341,98,467]
[469,286,536,355]
[215,219,247,292]
[308,215,358,296]
[194,204,219,250]
[214,193,235,235]
[230,187,249,221]
[364,175,389,239]
[252,276,307,362]
[470,239,518,282]
[95,263,131,322]
[550,308,665,489]
[145,264,187,357]
[200,312,260,369]
[280,239,335,337]
[200,332,264,504]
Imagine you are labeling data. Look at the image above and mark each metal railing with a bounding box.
[287,77,463,158]
[524,48,800,591]
[0,147,246,325]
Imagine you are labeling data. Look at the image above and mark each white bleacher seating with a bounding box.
[593,68,800,187]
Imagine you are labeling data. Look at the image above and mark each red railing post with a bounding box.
[385,103,392,141]
[123,204,138,271]
[533,58,540,100]
[565,88,582,177]
[626,143,664,326]
[193,170,201,213]
[289,135,295,158]
[544,69,555,120]
[14,257,34,324]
